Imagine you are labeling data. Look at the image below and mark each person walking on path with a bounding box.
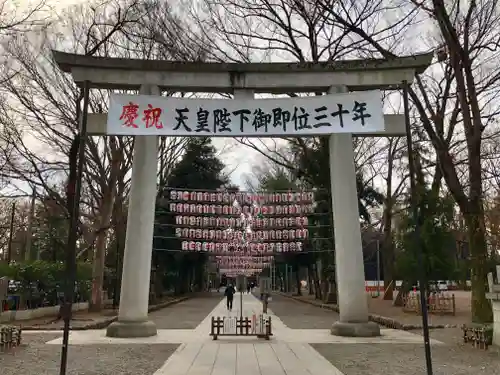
[224,283,235,311]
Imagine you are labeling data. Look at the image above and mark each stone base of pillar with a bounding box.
[330,321,380,337]
[106,320,157,338]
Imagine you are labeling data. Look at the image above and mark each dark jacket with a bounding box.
[224,285,235,298]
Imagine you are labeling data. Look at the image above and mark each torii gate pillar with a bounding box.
[106,85,160,338]
[328,86,379,337]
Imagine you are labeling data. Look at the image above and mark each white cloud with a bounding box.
[212,137,263,189]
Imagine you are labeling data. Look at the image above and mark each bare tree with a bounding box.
[0,0,48,184]
[191,0,405,206]
[308,0,500,322]
[0,198,28,261]
[0,0,143,310]
[374,137,407,299]
[0,0,204,311]
[0,0,46,35]
[188,0,500,322]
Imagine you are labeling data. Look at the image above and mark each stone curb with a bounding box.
[20,295,191,331]
[275,292,458,330]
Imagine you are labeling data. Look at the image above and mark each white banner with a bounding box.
[223,317,237,334]
[106,91,384,136]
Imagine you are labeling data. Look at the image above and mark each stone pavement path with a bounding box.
[267,293,339,329]
[149,293,223,329]
[149,293,435,375]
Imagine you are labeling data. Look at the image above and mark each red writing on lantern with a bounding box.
[119,102,140,128]
[143,104,164,129]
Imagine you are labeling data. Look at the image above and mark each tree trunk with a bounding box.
[195,260,204,292]
[431,0,492,323]
[89,227,108,312]
[394,280,412,307]
[321,278,328,301]
[307,266,314,295]
[314,268,322,300]
[153,253,163,300]
[381,197,394,300]
[295,266,302,296]
[88,191,116,312]
[465,208,493,323]
[382,138,398,300]
[382,237,395,301]
[88,138,121,312]
[112,178,127,306]
[325,280,337,304]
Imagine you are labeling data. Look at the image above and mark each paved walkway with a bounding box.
[149,294,222,329]
[42,293,441,375]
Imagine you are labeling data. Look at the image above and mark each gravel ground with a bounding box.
[313,342,500,375]
[149,293,223,329]
[367,291,471,327]
[269,293,339,328]
[314,327,500,375]
[273,294,500,374]
[10,310,117,330]
[1,295,222,374]
[424,327,469,344]
[1,333,178,375]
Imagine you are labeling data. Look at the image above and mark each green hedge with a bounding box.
[0,260,93,307]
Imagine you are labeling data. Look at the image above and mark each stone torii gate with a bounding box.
[52,51,432,339]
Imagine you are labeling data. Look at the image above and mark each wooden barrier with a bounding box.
[210,315,272,340]
[462,324,490,350]
[0,325,22,352]
[403,292,455,316]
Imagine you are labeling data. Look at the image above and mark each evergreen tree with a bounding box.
[395,156,456,289]
[167,138,229,189]
[32,197,68,262]
[290,138,383,300]
[291,139,383,223]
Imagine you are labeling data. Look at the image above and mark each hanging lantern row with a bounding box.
[181,241,303,253]
[217,263,270,269]
[168,203,315,216]
[174,215,309,228]
[169,190,315,204]
[216,257,271,268]
[219,263,270,270]
[223,270,259,277]
[215,256,274,262]
[213,252,275,259]
[216,260,271,267]
[220,268,263,273]
[175,228,309,241]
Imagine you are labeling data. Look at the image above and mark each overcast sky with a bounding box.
[15,0,266,189]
